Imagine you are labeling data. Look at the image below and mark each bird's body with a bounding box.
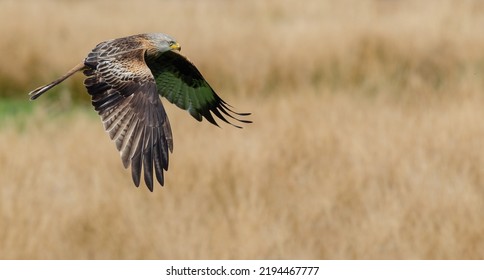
[29,33,251,191]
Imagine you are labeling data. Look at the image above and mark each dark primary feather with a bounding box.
[146,51,252,128]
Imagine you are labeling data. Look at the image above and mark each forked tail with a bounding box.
[28,62,86,100]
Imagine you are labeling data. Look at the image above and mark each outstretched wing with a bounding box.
[146,51,251,128]
[83,44,173,191]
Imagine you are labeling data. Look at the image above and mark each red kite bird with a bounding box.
[29,33,251,191]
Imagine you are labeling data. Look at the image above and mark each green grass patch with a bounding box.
[0,98,34,118]
[0,97,97,131]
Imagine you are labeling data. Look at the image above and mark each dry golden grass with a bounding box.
[1,0,484,259]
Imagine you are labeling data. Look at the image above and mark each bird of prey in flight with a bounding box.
[29,33,251,191]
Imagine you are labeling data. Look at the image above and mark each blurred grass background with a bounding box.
[1,0,484,259]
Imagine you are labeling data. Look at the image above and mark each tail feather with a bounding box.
[29,62,86,100]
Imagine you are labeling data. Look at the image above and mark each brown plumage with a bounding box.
[29,33,251,191]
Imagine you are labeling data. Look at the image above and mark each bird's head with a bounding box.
[148,33,181,54]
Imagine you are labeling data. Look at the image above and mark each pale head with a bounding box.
[147,33,181,53]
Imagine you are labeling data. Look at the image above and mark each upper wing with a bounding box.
[84,45,173,191]
[146,51,251,128]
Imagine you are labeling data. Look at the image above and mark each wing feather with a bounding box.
[120,116,138,168]
[146,51,251,128]
[83,41,172,191]
[142,127,154,191]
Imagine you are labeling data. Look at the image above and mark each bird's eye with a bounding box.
[169,41,175,46]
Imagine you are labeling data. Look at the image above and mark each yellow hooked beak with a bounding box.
[170,42,181,51]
